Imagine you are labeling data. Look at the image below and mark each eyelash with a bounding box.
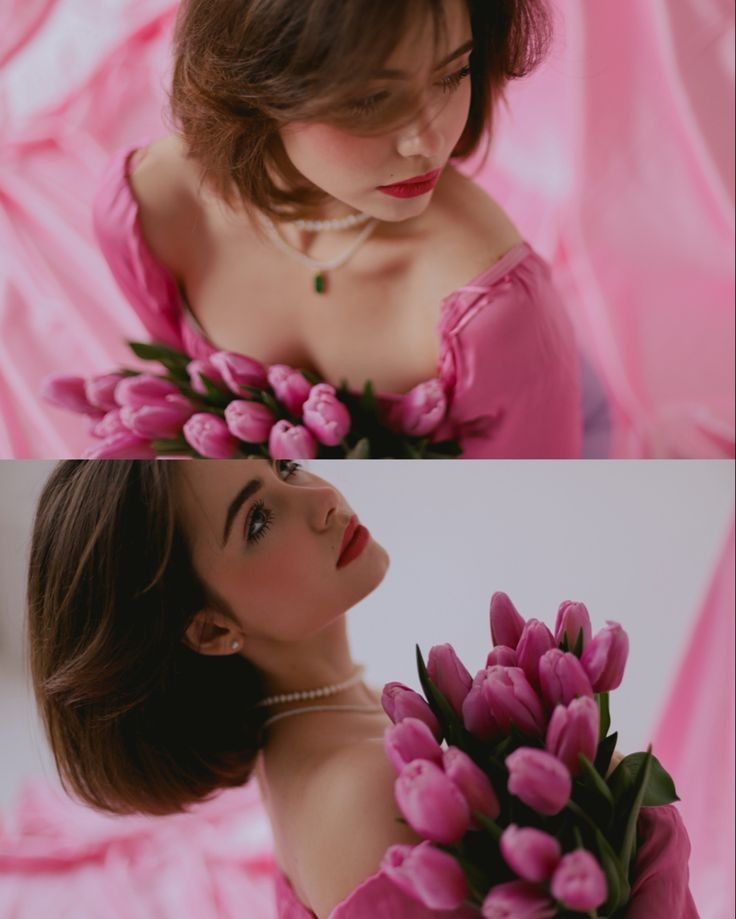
[351,64,472,116]
[244,461,301,545]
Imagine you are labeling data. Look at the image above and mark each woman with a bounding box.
[93,0,611,458]
[28,460,695,917]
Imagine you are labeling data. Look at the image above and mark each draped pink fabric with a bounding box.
[652,522,735,919]
[0,0,732,457]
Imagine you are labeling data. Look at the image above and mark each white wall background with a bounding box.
[0,461,733,813]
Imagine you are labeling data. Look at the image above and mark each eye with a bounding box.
[438,64,472,94]
[245,499,273,545]
[348,90,392,116]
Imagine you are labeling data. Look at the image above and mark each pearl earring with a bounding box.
[231,640,240,651]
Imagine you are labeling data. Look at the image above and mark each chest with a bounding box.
[180,222,453,394]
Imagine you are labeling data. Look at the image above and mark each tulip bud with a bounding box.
[538,649,594,709]
[85,373,125,412]
[486,646,517,667]
[555,601,593,652]
[443,747,500,823]
[91,409,128,439]
[183,413,238,458]
[427,644,472,716]
[500,825,561,882]
[581,621,629,692]
[43,375,102,416]
[187,359,226,396]
[268,420,318,459]
[382,842,468,911]
[225,400,276,444]
[210,351,268,394]
[506,747,572,815]
[481,880,556,918]
[302,383,351,446]
[395,379,447,438]
[384,718,443,774]
[550,849,607,911]
[83,431,156,459]
[114,374,181,409]
[395,759,470,844]
[546,696,600,776]
[267,364,312,416]
[516,619,556,689]
[120,395,194,439]
[481,666,547,738]
[381,682,442,739]
[489,592,525,649]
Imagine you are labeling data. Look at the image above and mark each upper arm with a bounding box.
[296,741,422,919]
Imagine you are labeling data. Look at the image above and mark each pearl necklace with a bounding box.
[292,212,373,233]
[254,664,367,708]
[261,703,384,730]
[262,217,379,295]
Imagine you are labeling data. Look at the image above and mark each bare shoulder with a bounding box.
[294,738,421,918]
[127,134,201,276]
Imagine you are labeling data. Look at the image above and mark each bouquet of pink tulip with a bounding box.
[43,341,461,459]
[379,593,679,917]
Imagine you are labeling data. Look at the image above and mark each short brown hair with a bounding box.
[169,0,553,220]
[27,461,267,816]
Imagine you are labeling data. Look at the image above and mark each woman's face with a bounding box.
[175,461,389,644]
[279,0,473,223]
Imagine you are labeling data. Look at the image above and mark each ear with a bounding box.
[183,609,243,656]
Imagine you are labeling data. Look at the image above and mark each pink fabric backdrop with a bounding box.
[0,0,733,458]
[652,521,735,919]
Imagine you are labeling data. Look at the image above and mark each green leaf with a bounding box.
[415,645,467,747]
[594,731,618,778]
[473,811,502,843]
[128,340,191,367]
[618,746,653,871]
[597,693,611,742]
[196,374,230,404]
[616,751,679,806]
[151,438,197,456]
[345,438,371,459]
[301,368,322,386]
[593,826,628,913]
[361,380,378,415]
[579,754,614,806]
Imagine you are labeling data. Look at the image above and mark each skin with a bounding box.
[130,0,523,393]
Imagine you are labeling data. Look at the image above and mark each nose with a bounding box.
[395,97,445,161]
[306,483,340,533]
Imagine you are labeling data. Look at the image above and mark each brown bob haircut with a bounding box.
[27,461,268,816]
[169,0,553,220]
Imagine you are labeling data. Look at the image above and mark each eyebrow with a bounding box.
[223,478,263,545]
[376,40,474,79]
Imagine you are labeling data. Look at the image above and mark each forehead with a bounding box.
[380,0,471,74]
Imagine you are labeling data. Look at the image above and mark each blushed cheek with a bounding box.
[283,123,387,183]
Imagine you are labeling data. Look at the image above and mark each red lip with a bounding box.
[377,168,443,199]
[337,515,370,568]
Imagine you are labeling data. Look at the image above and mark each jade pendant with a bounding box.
[314,272,327,294]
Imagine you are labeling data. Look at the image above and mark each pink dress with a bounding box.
[92,144,609,459]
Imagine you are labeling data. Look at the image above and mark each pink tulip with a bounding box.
[209,350,268,394]
[550,849,607,911]
[83,431,156,459]
[489,592,525,649]
[500,824,562,883]
[382,841,468,911]
[396,379,447,437]
[268,364,312,416]
[538,649,594,709]
[114,374,181,409]
[555,601,593,652]
[120,395,194,439]
[187,359,226,395]
[302,383,351,446]
[427,644,472,717]
[91,409,128,439]
[481,666,547,738]
[268,420,318,459]
[546,696,600,776]
[395,759,470,844]
[384,718,443,774]
[443,747,500,822]
[516,619,556,689]
[506,747,572,815]
[581,621,629,692]
[43,375,102,416]
[85,373,125,412]
[486,646,517,667]
[381,682,442,740]
[462,673,501,742]
[481,881,556,918]
[183,413,238,458]
[225,400,276,444]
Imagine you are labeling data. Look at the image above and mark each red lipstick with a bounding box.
[377,168,443,199]
[337,515,370,568]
